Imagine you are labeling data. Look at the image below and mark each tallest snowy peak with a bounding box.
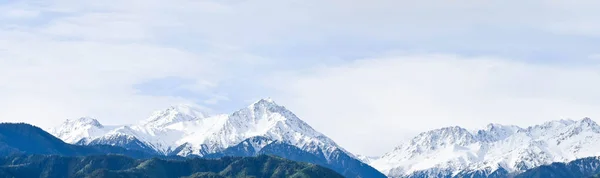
[244,98,298,118]
[570,117,600,132]
[245,98,290,113]
[249,98,277,107]
[259,97,274,103]
[224,98,327,145]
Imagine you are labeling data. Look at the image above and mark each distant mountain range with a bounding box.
[2,98,600,177]
[0,122,343,178]
[0,123,152,158]
[48,99,385,178]
[369,118,600,177]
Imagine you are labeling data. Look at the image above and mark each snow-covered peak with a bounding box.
[525,118,599,139]
[476,123,523,142]
[64,117,103,128]
[143,104,210,127]
[248,98,278,109]
[531,119,576,130]
[48,99,353,170]
[164,98,346,158]
[50,117,110,144]
[372,118,600,177]
[576,117,598,128]
[410,126,477,148]
[231,98,315,136]
[242,98,288,116]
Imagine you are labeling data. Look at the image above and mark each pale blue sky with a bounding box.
[1,0,600,155]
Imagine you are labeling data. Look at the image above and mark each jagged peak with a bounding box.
[409,126,476,147]
[143,104,211,127]
[63,117,103,128]
[258,97,275,103]
[224,99,337,152]
[421,126,471,135]
[525,118,597,131]
[578,117,597,126]
[237,98,296,120]
[567,117,600,133]
[541,119,576,127]
[248,98,280,108]
[232,99,316,132]
[410,126,473,141]
[376,118,600,177]
[474,123,523,142]
[486,123,501,129]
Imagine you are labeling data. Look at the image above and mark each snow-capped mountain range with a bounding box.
[369,118,600,177]
[51,99,344,157]
[49,98,600,178]
[49,98,385,178]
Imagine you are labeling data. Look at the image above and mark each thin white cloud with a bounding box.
[1,9,39,19]
[0,40,213,126]
[41,12,152,41]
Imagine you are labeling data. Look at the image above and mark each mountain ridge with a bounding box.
[48,98,385,178]
[370,117,600,177]
[0,123,156,158]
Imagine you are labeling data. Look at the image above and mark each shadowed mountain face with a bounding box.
[0,154,344,178]
[514,156,600,178]
[0,123,153,158]
[202,136,385,178]
[0,123,343,178]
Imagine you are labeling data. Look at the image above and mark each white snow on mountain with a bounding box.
[141,104,211,127]
[49,99,349,159]
[50,117,118,144]
[50,99,600,178]
[357,155,380,164]
[370,118,600,177]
